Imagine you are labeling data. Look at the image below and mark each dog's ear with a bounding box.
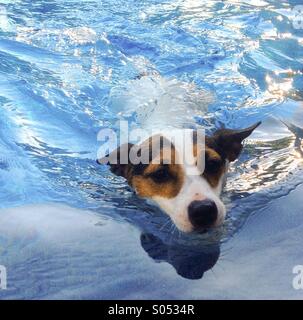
[213,121,261,161]
[97,143,134,179]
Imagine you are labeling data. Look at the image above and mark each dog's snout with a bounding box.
[188,200,218,230]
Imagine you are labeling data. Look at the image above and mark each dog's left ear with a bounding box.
[96,143,134,179]
[213,121,261,161]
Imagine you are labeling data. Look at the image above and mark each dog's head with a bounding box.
[97,122,261,233]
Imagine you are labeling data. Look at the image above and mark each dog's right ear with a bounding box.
[213,121,261,162]
[97,143,134,179]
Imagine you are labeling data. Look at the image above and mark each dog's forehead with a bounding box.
[137,133,224,165]
[131,134,176,175]
[137,134,176,162]
[141,134,175,150]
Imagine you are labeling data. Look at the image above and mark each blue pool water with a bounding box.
[0,0,303,299]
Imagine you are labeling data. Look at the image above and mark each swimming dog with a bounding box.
[97,74,261,233]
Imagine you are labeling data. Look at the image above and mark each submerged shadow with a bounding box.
[140,233,220,280]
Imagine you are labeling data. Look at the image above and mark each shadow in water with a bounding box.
[140,233,220,280]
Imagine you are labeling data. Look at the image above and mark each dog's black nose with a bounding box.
[188,200,218,230]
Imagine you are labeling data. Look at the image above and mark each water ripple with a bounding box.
[0,0,303,241]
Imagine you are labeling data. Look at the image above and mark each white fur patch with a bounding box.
[152,160,227,232]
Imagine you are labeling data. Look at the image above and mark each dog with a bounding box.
[97,74,261,233]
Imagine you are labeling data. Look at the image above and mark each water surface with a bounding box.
[0,0,303,299]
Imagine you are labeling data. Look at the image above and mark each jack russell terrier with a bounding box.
[97,73,261,233]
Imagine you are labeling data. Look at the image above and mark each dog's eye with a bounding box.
[148,167,171,183]
[205,158,222,173]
